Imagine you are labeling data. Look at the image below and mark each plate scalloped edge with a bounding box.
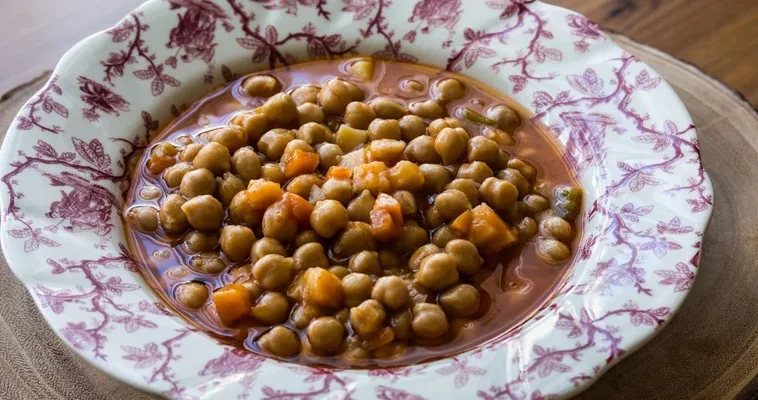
[0,0,713,399]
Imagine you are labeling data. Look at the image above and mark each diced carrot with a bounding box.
[353,161,391,196]
[326,166,352,180]
[303,267,343,308]
[245,179,283,210]
[370,193,403,241]
[468,204,518,252]
[284,149,320,179]
[212,283,253,325]
[284,192,314,228]
[450,209,473,235]
[387,161,425,192]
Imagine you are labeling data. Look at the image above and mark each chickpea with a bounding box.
[191,253,226,274]
[329,266,350,280]
[350,299,386,336]
[480,177,519,213]
[416,253,459,291]
[127,206,159,232]
[371,276,409,310]
[410,99,445,119]
[240,279,264,300]
[423,205,444,229]
[250,237,287,263]
[396,116,424,142]
[291,85,320,105]
[420,164,451,193]
[439,284,480,317]
[347,190,375,223]
[211,126,247,153]
[193,142,231,175]
[378,250,403,272]
[316,143,344,171]
[457,161,494,184]
[231,147,261,182]
[427,117,463,138]
[409,244,442,271]
[393,190,417,216]
[483,126,516,147]
[333,222,376,257]
[434,78,465,102]
[390,309,412,340]
[412,303,449,338]
[435,127,469,164]
[405,136,441,164]
[216,172,245,207]
[252,254,294,289]
[184,230,219,253]
[291,303,323,329]
[467,136,500,166]
[445,179,480,207]
[369,97,407,119]
[180,195,224,232]
[295,230,319,247]
[179,143,203,162]
[432,225,461,248]
[259,326,300,357]
[281,140,315,166]
[292,242,329,271]
[321,179,353,205]
[219,225,255,262]
[307,317,344,353]
[434,189,472,220]
[229,191,263,227]
[342,273,374,308]
[393,221,429,255]
[147,142,177,175]
[517,216,538,241]
[242,74,281,97]
[258,129,295,161]
[445,239,483,276]
[286,174,323,199]
[231,112,269,143]
[522,194,550,215]
[349,251,382,276]
[262,201,298,243]
[507,158,537,182]
[177,168,215,198]
[259,93,298,126]
[486,104,521,134]
[309,200,349,238]
[367,119,402,141]
[293,122,329,146]
[252,292,290,325]
[297,103,325,125]
[344,101,376,129]
[536,238,571,264]
[159,194,189,234]
[319,78,364,114]
[162,162,193,188]
[540,216,572,241]
[261,163,286,184]
[176,282,208,309]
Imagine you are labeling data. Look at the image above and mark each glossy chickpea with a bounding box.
[445,239,483,276]
[457,161,493,184]
[286,174,323,199]
[216,172,245,207]
[309,200,349,238]
[176,282,209,309]
[297,103,325,125]
[258,129,295,161]
[483,126,516,147]
[423,205,444,229]
[184,230,219,253]
[434,78,465,102]
[231,112,269,143]
[467,136,500,166]
[261,163,286,183]
[439,284,480,317]
[179,168,216,198]
[378,250,403,272]
[540,216,572,241]
[229,191,263,227]
[435,127,469,164]
[517,216,538,241]
[315,143,343,171]
[479,177,519,213]
[296,124,331,147]
[445,179,480,207]
[486,104,521,134]
[291,85,320,105]
[253,254,294,289]
[412,303,449,339]
[405,136,441,164]
[347,190,375,223]
[291,303,323,329]
[416,253,459,291]
[321,179,353,205]
[410,99,445,119]
[367,119,402,141]
[496,168,529,197]
[181,195,224,232]
[507,158,537,182]
[522,194,550,215]
[329,266,350,280]
[280,139,315,165]
[350,299,386,336]
[371,276,409,310]
[398,115,425,141]
[250,237,287,263]
[348,251,382,276]
[262,202,298,243]
[252,292,290,325]
[393,190,417,216]
[242,74,281,97]
[369,97,407,119]
[220,225,255,262]
[230,147,261,182]
[536,238,571,264]
[293,242,329,271]
[390,309,412,340]
[211,126,247,153]
[427,117,463,138]
[159,194,189,235]
[147,142,177,175]
[260,93,298,126]
[295,230,319,247]
[307,317,345,354]
[319,78,364,114]
[409,244,442,271]
[162,162,193,188]
[342,273,374,308]
[434,189,472,220]
[127,207,159,233]
[393,221,429,255]
[432,225,461,248]
[179,143,203,162]
[190,253,226,274]
[420,164,451,193]
[344,101,376,129]
[259,326,300,357]
[334,222,376,257]
[193,142,231,175]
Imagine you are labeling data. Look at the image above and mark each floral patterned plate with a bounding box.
[0,0,713,398]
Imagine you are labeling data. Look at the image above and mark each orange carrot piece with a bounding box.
[450,209,473,235]
[284,192,314,228]
[212,283,253,325]
[325,166,352,180]
[245,179,283,210]
[304,267,344,308]
[284,149,320,179]
[469,204,518,251]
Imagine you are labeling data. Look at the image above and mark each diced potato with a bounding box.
[326,166,352,180]
[304,267,344,308]
[245,180,284,210]
[284,192,314,228]
[370,193,403,242]
[387,160,425,192]
[353,161,391,196]
[212,283,253,325]
[339,148,367,172]
[450,209,473,235]
[284,149,320,179]
[335,125,368,152]
[350,59,375,82]
[367,139,406,164]
[468,204,518,251]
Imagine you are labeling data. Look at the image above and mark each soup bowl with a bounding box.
[0,0,713,398]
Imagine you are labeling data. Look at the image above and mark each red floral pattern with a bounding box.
[0,1,713,399]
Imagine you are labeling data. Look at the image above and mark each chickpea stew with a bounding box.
[124,58,582,368]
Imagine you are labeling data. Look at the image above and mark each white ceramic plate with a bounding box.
[0,0,713,398]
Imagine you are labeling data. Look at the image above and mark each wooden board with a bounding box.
[0,34,756,399]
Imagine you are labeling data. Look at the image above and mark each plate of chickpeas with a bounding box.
[125,58,583,366]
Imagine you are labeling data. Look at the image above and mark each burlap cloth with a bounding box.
[0,35,757,400]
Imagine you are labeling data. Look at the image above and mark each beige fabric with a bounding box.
[0,35,755,399]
